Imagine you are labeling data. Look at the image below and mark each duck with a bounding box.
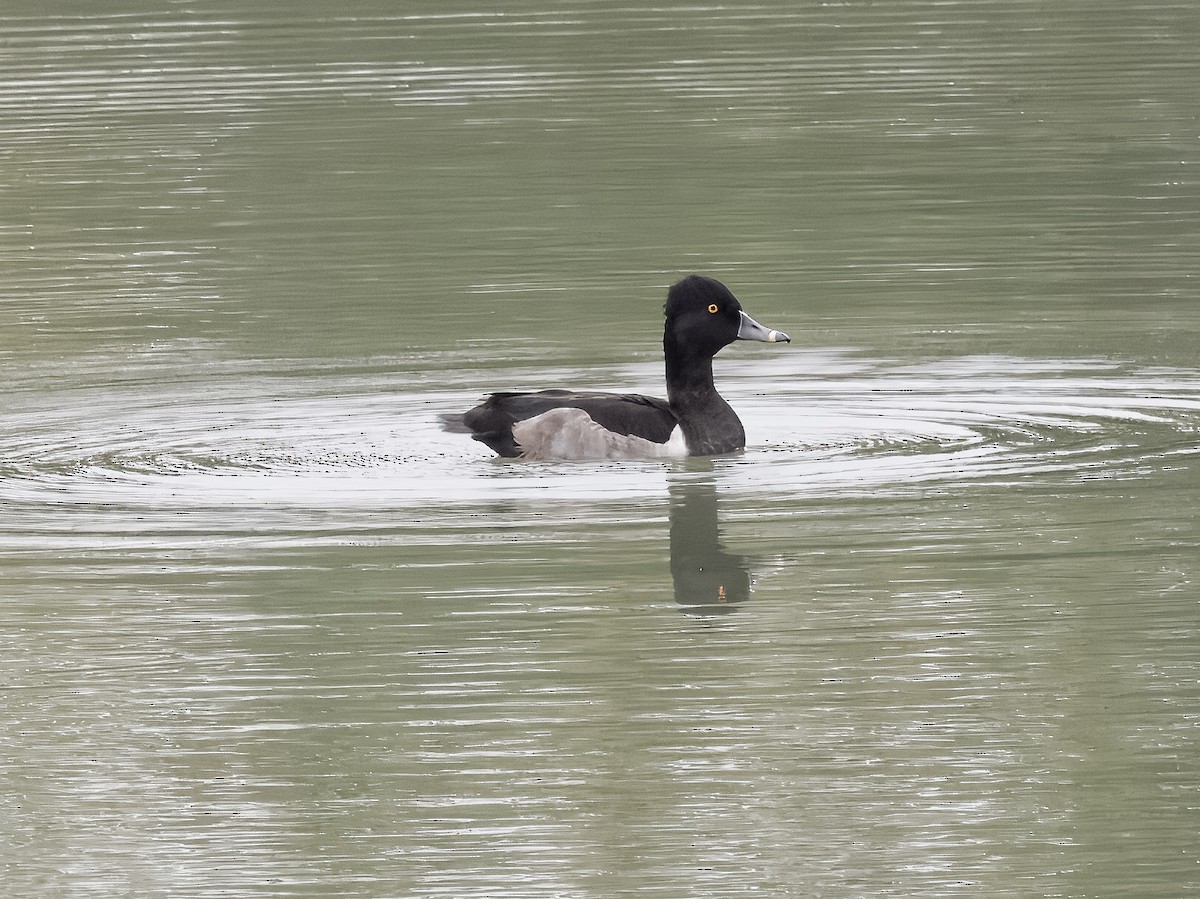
[453,275,790,460]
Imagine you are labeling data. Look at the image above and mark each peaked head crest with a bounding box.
[664,275,741,319]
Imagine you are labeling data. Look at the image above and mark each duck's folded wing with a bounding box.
[461,390,678,457]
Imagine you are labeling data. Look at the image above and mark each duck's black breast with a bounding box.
[461,389,679,458]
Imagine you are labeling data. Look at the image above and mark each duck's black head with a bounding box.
[664,275,789,359]
[664,275,745,358]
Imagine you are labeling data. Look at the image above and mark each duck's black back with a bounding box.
[461,389,678,457]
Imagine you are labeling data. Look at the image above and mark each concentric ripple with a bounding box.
[3,353,1198,521]
[724,354,1200,495]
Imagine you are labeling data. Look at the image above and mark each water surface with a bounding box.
[3,2,1199,896]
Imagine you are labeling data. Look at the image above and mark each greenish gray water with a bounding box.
[2,2,1198,896]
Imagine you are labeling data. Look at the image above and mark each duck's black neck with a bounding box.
[665,350,745,455]
[665,351,716,403]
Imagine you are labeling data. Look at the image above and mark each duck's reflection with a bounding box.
[668,467,750,613]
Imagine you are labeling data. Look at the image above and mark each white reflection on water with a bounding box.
[3,351,1197,524]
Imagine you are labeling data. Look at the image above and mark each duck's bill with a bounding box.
[737,311,790,343]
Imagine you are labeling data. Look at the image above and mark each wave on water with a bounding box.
[2,355,1198,515]
[730,355,1200,494]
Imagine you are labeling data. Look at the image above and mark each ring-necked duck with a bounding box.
[454,275,789,459]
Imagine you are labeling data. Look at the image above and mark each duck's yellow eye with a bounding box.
[707,304,719,314]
